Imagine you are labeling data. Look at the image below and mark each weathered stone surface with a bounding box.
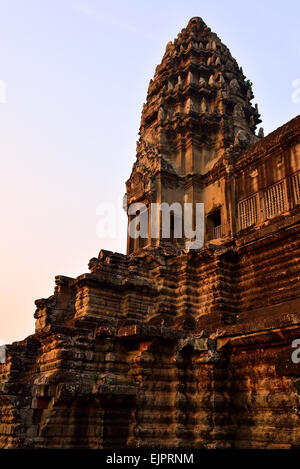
[0,17,299,449]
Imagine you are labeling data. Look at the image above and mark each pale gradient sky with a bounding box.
[0,0,299,344]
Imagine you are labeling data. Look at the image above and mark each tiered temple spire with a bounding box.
[139,17,261,175]
[126,17,262,253]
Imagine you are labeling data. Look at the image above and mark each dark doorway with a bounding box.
[207,209,222,240]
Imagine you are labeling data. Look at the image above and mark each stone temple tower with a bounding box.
[0,16,299,450]
[126,17,262,254]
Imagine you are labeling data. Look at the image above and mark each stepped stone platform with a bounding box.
[0,17,299,449]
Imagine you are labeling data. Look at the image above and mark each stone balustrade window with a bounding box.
[291,172,300,206]
[213,225,222,239]
[238,195,258,230]
[263,180,287,219]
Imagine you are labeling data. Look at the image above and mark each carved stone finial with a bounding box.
[209,75,216,86]
[200,98,207,113]
[230,78,241,94]
[199,77,206,87]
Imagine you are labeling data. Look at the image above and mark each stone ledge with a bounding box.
[117,324,186,341]
[178,337,217,352]
[93,384,137,397]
